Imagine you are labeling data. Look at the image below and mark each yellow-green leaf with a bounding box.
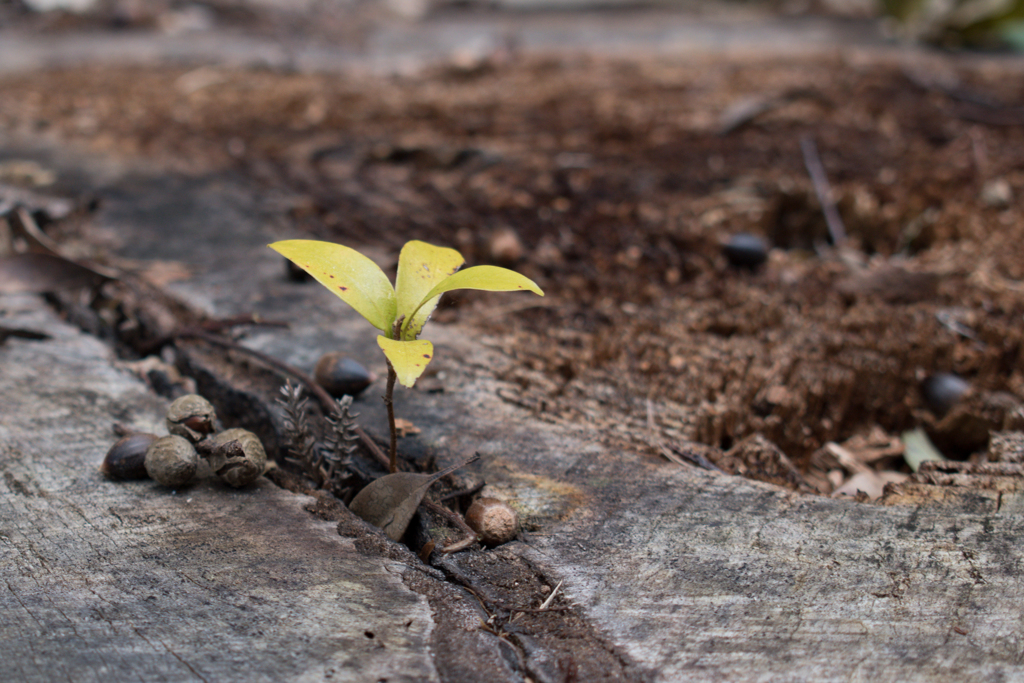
[419,265,544,307]
[269,240,396,333]
[377,336,434,388]
[395,240,464,340]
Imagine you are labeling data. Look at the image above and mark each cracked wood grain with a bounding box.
[0,294,439,683]
[6,137,1024,682]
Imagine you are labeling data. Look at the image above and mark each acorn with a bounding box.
[465,497,519,547]
[723,233,769,270]
[145,435,198,488]
[166,394,217,443]
[314,353,374,398]
[922,373,970,418]
[202,428,266,488]
[102,433,158,480]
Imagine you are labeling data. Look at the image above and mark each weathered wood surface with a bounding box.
[361,334,1024,682]
[126,169,1024,681]
[3,143,1024,682]
[0,293,439,683]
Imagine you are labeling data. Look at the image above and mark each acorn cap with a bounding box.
[204,428,267,488]
[166,394,217,443]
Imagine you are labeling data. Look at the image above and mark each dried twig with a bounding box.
[423,499,478,537]
[438,480,486,502]
[657,441,724,473]
[0,325,50,343]
[138,316,287,355]
[800,135,847,248]
[646,398,724,473]
[176,329,390,469]
[439,535,478,554]
[537,580,563,611]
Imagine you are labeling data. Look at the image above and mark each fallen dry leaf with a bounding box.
[395,418,421,437]
[0,253,106,293]
[348,454,479,541]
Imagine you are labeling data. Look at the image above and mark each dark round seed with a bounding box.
[723,233,769,269]
[314,353,373,398]
[922,373,970,417]
[286,259,312,282]
[102,433,158,480]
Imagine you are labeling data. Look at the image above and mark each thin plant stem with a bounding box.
[384,360,398,473]
[384,315,406,475]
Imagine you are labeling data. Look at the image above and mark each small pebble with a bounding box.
[488,227,525,265]
[723,233,769,269]
[981,178,1012,209]
[922,373,970,417]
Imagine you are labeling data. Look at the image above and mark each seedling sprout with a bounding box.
[270,239,543,473]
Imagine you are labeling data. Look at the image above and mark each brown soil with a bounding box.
[3,52,1024,495]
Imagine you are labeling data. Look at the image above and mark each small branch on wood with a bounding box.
[537,580,563,611]
[197,315,290,334]
[0,324,50,344]
[422,499,478,537]
[438,480,486,502]
[656,441,725,473]
[439,535,478,554]
[507,605,572,614]
[177,329,391,470]
[800,135,847,248]
[138,315,288,355]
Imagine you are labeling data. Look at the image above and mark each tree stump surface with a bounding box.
[2,32,1024,680]
[3,168,1024,680]
[0,293,441,683]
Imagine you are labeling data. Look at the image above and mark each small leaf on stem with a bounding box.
[377,336,434,388]
[419,265,544,307]
[395,240,465,340]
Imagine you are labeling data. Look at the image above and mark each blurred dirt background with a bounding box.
[2,0,1024,501]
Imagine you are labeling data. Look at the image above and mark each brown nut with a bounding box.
[314,353,374,398]
[203,428,266,488]
[145,435,198,488]
[166,394,217,443]
[465,497,519,547]
[102,433,158,480]
[488,226,525,265]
